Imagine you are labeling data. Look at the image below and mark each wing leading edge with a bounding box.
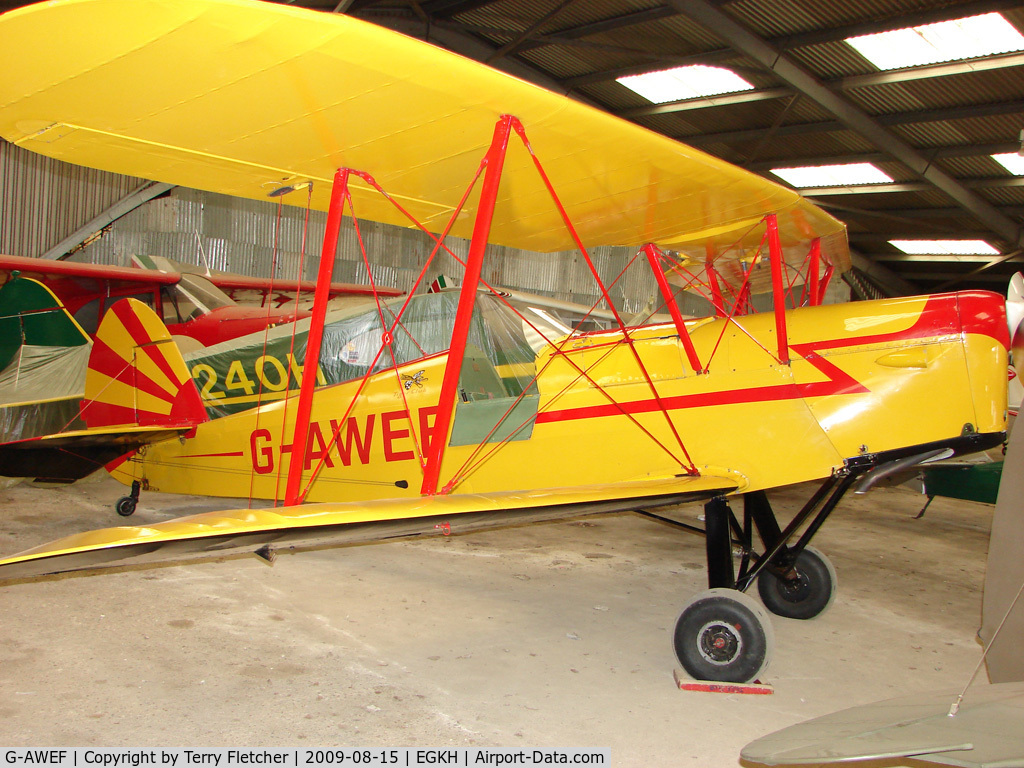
[0,474,738,580]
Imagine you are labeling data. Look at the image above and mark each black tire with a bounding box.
[673,588,774,683]
[115,496,137,517]
[757,545,836,620]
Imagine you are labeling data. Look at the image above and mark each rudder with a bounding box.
[82,298,208,429]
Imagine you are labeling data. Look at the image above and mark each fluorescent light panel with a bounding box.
[770,163,893,187]
[993,152,1024,175]
[617,65,754,104]
[846,12,1024,70]
[889,239,999,255]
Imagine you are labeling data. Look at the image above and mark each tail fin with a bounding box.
[0,275,90,371]
[81,298,208,429]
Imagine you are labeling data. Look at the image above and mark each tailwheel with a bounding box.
[115,496,137,517]
[673,588,774,683]
[115,479,141,517]
[757,545,836,620]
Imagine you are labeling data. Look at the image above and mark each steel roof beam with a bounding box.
[872,254,1024,263]
[892,270,1014,283]
[841,205,1024,219]
[619,53,1024,117]
[512,6,678,51]
[840,51,1024,89]
[848,249,918,296]
[849,233,993,243]
[361,15,592,100]
[744,142,1018,172]
[684,99,1024,145]
[803,177,1024,196]
[418,0,499,17]
[37,181,175,261]
[620,88,790,117]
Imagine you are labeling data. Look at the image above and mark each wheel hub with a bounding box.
[697,620,743,665]
[778,570,810,601]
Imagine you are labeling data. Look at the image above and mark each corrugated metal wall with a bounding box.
[1,139,146,258]
[1,139,843,315]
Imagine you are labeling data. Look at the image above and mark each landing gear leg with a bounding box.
[670,472,860,683]
[673,495,774,684]
[116,480,141,517]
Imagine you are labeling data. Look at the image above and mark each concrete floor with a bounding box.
[0,473,995,766]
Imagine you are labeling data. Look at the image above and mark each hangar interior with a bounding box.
[0,0,1022,764]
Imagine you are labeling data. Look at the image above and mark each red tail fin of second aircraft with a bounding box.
[81,298,208,429]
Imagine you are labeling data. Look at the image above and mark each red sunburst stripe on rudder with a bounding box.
[109,300,183,391]
[105,450,135,473]
[88,338,177,406]
[168,380,209,425]
[81,401,143,429]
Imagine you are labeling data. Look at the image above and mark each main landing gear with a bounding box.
[669,469,860,683]
[666,437,1007,682]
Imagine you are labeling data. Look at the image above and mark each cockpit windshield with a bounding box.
[187,290,540,419]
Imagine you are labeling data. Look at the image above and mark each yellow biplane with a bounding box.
[0,0,1012,684]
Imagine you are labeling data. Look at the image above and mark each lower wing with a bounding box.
[0,474,738,580]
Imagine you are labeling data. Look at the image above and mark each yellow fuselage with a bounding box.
[110,291,1008,503]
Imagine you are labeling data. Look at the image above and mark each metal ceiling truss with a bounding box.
[667,0,1024,265]
[686,100,1024,146]
[559,0,1024,89]
[619,53,1024,118]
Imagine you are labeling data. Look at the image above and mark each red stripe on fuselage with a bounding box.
[536,292,998,425]
[178,451,245,458]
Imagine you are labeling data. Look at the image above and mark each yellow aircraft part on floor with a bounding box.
[0,0,848,264]
[0,475,737,580]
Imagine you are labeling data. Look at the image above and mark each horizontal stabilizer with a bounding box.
[0,425,192,483]
[0,475,736,580]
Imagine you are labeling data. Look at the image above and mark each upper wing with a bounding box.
[0,474,737,580]
[0,0,846,261]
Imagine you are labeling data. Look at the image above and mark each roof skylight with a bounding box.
[617,65,754,104]
[889,240,999,255]
[993,152,1024,175]
[769,163,894,188]
[846,12,1024,71]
